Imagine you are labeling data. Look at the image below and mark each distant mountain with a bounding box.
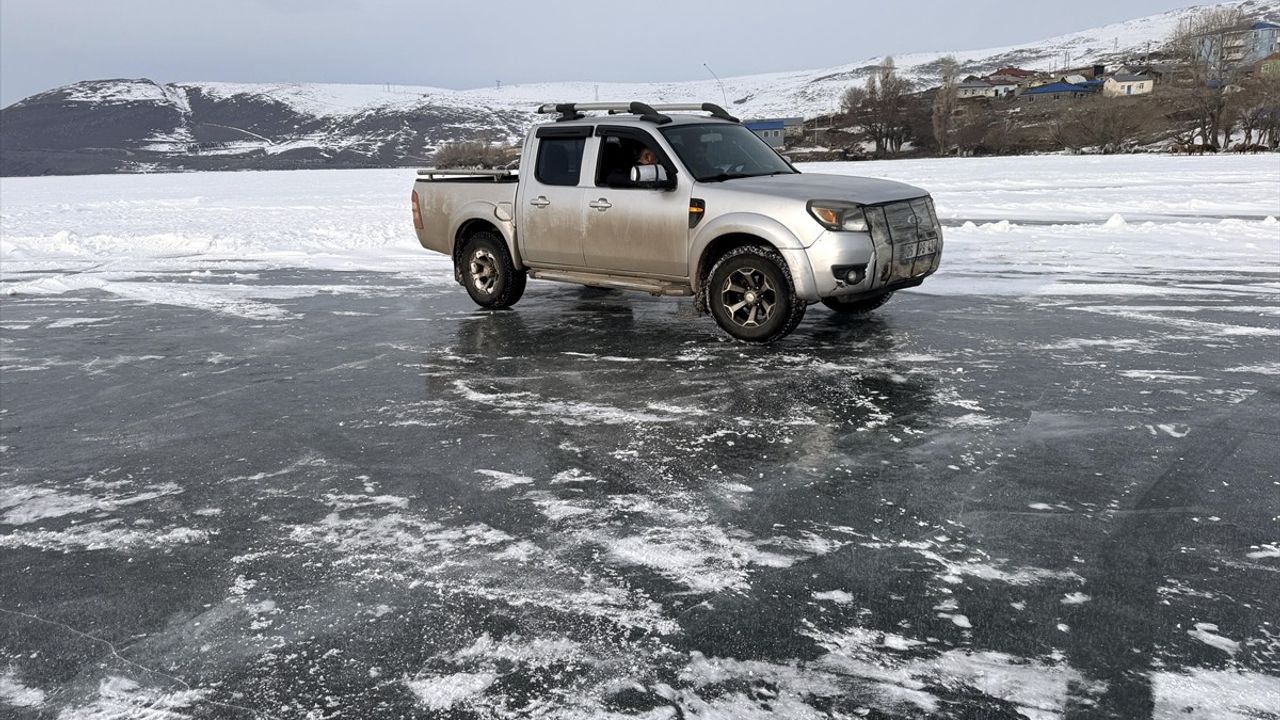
[3,0,1277,176]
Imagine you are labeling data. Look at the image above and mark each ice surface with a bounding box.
[2,152,1278,719]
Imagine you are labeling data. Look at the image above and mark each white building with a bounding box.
[986,81,1019,97]
[1103,74,1153,97]
[957,81,995,99]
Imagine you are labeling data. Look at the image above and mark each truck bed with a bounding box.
[412,170,518,256]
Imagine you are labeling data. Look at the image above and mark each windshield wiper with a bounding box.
[700,170,796,183]
[699,172,756,183]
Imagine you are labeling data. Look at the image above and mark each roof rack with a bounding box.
[535,102,740,124]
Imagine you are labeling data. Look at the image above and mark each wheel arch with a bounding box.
[450,207,521,272]
[690,214,817,304]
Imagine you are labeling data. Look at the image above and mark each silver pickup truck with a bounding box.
[411,102,942,342]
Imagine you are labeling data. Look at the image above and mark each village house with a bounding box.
[1261,52,1280,78]
[985,79,1020,97]
[1017,81,1097,104]
[957,80,997,99]
[1103,74,1154,97]
[1116,63,1176,85]
[990,67,1037,80]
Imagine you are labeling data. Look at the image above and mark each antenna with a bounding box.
[703,63,729,107]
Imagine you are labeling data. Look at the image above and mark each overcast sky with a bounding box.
[1,0,1206,107]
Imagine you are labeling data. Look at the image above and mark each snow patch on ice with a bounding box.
[604,525,795,593]
[813,590,855,604]
[45,316,115,328]
[1188,623,1240,655]
[946,413,1003,428]
[1225,363,1280,376]
[451,633,582,665]
[474,469,535,489]
[2,275,380,320]
[1246,544,1280,560]
[405,671,497,710]
[1152,669,1280,720]
[0,482,183,525]
[49,676,207,718]
[808,627,1085,718]
[910,547,1081,586]
[0,668,44,707]
[452,380,685,426]
[0,522,208,552]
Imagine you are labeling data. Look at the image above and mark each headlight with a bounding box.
[807,201,868,233]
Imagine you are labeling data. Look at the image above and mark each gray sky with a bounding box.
[1,0,1205,107]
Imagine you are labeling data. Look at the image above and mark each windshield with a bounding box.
[660,124,798,182]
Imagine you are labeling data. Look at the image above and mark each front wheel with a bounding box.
[821,291,893,315]
[459,231,526,309]
[706,246,806,343]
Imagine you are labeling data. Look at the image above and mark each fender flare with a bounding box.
[689,213,818,302]
[449,201,522,269]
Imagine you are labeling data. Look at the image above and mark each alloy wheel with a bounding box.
[720,267,777,328]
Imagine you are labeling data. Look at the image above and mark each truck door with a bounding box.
[582,126,692,278]
[517,126,593,268]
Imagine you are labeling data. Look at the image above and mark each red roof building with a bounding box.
[992,67,1037,78]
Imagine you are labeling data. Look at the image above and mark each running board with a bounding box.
[528,269,693,297]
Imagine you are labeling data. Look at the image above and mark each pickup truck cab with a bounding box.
[411,102,942,342]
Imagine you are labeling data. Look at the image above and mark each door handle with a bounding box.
[529,196,551,208]
[588,198,612,211]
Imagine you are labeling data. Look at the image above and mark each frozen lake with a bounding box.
[1,155,1278,718]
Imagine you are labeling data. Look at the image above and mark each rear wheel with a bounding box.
[821,291,893,315]
[706,246,806,343]
[459,231,526,309]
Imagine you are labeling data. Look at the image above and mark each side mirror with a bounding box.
[629,164,673,189]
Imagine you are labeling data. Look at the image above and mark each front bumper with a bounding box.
[802,196,943,300]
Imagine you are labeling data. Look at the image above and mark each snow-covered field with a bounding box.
[2,155,1279,719]
[3,154,1278,311]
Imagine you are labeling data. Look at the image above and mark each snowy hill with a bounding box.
[3,0,1278,176]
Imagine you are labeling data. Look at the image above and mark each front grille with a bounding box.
[867,197,942,284]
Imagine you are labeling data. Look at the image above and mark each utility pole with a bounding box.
[703,63,729,106]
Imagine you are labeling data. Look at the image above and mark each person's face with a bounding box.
[637,148,658,165]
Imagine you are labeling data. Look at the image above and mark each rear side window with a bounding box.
[535,137,586,186]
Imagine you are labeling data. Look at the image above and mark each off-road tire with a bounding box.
[821,291,893,315]
[706,245,806,343]
[459,231,526,309]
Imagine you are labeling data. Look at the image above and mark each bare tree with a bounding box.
[953,110,992,156]
[1051,100,1157,153]
[932,56,960,155]
[1229,76,1280,149]
[847,57,915,155]
[841,85,868,117]
[982,114,1021,155]
[1085,101,1157,153]
[1167,7,1247,148]
[879,58,916,154]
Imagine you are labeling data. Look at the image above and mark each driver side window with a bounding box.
[594,133,666,189]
